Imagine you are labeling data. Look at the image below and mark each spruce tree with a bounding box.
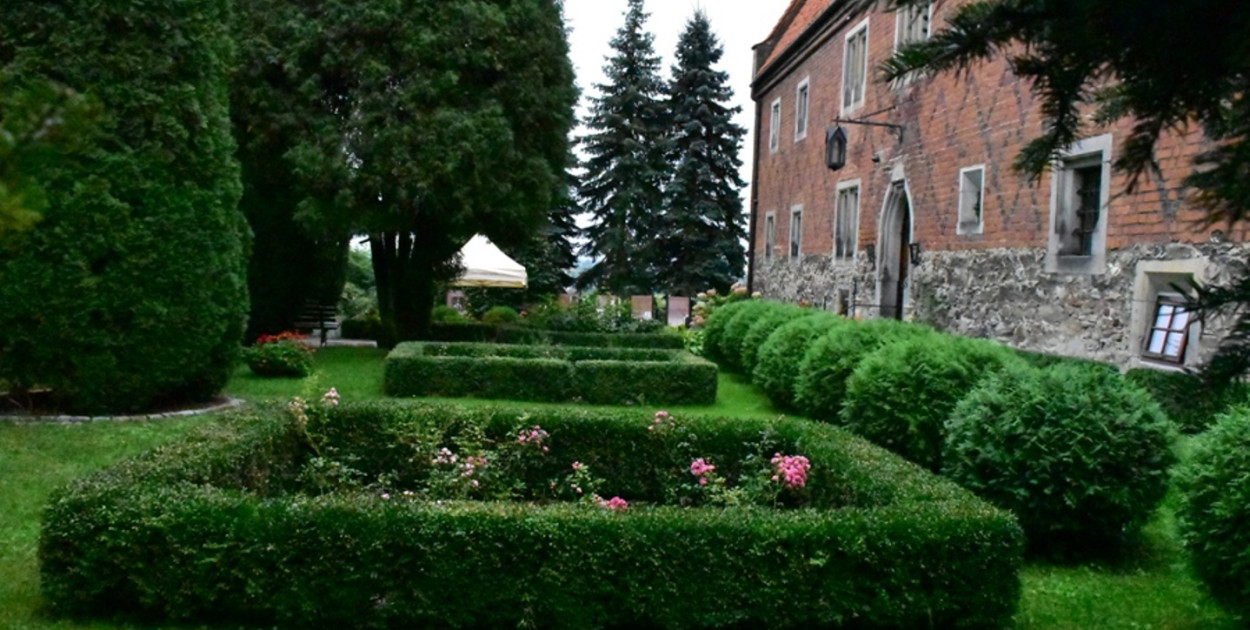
[516,154,581,297]
[578,0,670,295]
[662,11,747,296]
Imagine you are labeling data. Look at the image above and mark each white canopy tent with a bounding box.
[452,234,527,288]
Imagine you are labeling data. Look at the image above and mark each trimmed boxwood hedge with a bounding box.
[422,323,686,349]
[841,336,1022,471]
[41,402,1024,629]
[702,299,774,368]
[944,362,1175,558]
[794,318,934,423]
[752,313,848,410]
[385,342,717,405]
[1175,407,1250,618]
[738,303,808,375]
[1125,367,1250,434]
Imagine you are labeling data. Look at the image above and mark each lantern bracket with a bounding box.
[833,117,905,143]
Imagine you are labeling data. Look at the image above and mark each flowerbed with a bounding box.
[385,342,718,405]
[41,400,1023,629]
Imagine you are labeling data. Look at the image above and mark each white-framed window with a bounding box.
[957,165,985,235]
[769,98,782,153]
[842,18,870,113]
[795,78,810,141]
[895,2,931,49]
[1046,133,1112,274]
[789,205,803,261]
[763,212,776,261]
[834,180,860,260]
[1143,293,1193,364]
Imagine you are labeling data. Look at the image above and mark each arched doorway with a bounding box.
[877,180,913,320]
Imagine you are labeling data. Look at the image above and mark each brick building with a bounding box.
[747,0,1250,369]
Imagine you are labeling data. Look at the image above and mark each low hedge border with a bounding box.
[384,342,718,405]
[423,323,686,349]
[41,402,1024,629]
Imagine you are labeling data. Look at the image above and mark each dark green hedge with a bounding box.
[752,313,847,410]
[42,402,1023,629]
[1124,367,1250,434]
[944,362,1175,558]
[417,323,686,349]
[385,342,717,405]
[0,0,249,413]
[1175,408,1250,619]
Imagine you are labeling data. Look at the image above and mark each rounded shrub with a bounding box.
[1175,408,1250,618]
[944,362,1176,557]
[713,300,779,372]
[738,304,808,376]
[1125,368,1250,434]
[242,339,315,378]
[0,0,247,413]
[793,318,933,423]
[700,299,758,364]
[481,305,520,326]
[841,336,1023,471]
[752,313,848,410]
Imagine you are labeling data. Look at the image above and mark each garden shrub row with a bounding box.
[1175,407,1250,619]
[700,299,1177,558]
[42,401,1024,629]
[385,342,717,405]
[422,322,686,349]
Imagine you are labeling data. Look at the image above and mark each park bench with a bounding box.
[293,301,339,347]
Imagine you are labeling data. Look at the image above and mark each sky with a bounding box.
[562,0,794,208]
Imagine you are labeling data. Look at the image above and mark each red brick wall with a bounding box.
[751,0,1244,265]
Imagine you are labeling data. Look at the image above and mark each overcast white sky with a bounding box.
[562,0,793,206]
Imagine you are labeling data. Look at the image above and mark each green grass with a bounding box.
[0,347,1240,629]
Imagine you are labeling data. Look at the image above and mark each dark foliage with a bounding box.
[0,0,249,413]
[1175,408,1250,619]
[944,362,1176,559]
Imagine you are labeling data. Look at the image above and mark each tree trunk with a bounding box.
[371,230,438,344]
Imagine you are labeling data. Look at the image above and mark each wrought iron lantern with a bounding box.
[825,125,848,171]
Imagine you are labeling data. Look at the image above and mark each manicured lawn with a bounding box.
[0,346,1238,629]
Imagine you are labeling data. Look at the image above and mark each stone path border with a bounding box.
[1,397,247,424]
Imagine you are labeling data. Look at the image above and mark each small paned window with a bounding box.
[834,185,859,260]
[895,2,931,47]
[789,207,803,260]
[1143,294,1192,363]
[764,213,776,261]
[795,79,810,140]
[843,21,869,112]
[769,99,782,153]
[957,166,984,234]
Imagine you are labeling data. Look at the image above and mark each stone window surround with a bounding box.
[763,211,776,261]
[1129,258,1206,370]
[1045,133,1113,275]
[834,178,861,261]
[769,98,782,154]
[957,164,985,236]
[789,204,804,262]
[842,17,870,115]
[795,77,810,142]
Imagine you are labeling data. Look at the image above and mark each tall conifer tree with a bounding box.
[661,11,747,295]
[578,0,670,295]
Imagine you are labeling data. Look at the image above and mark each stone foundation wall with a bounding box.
[754,243,1250,368]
